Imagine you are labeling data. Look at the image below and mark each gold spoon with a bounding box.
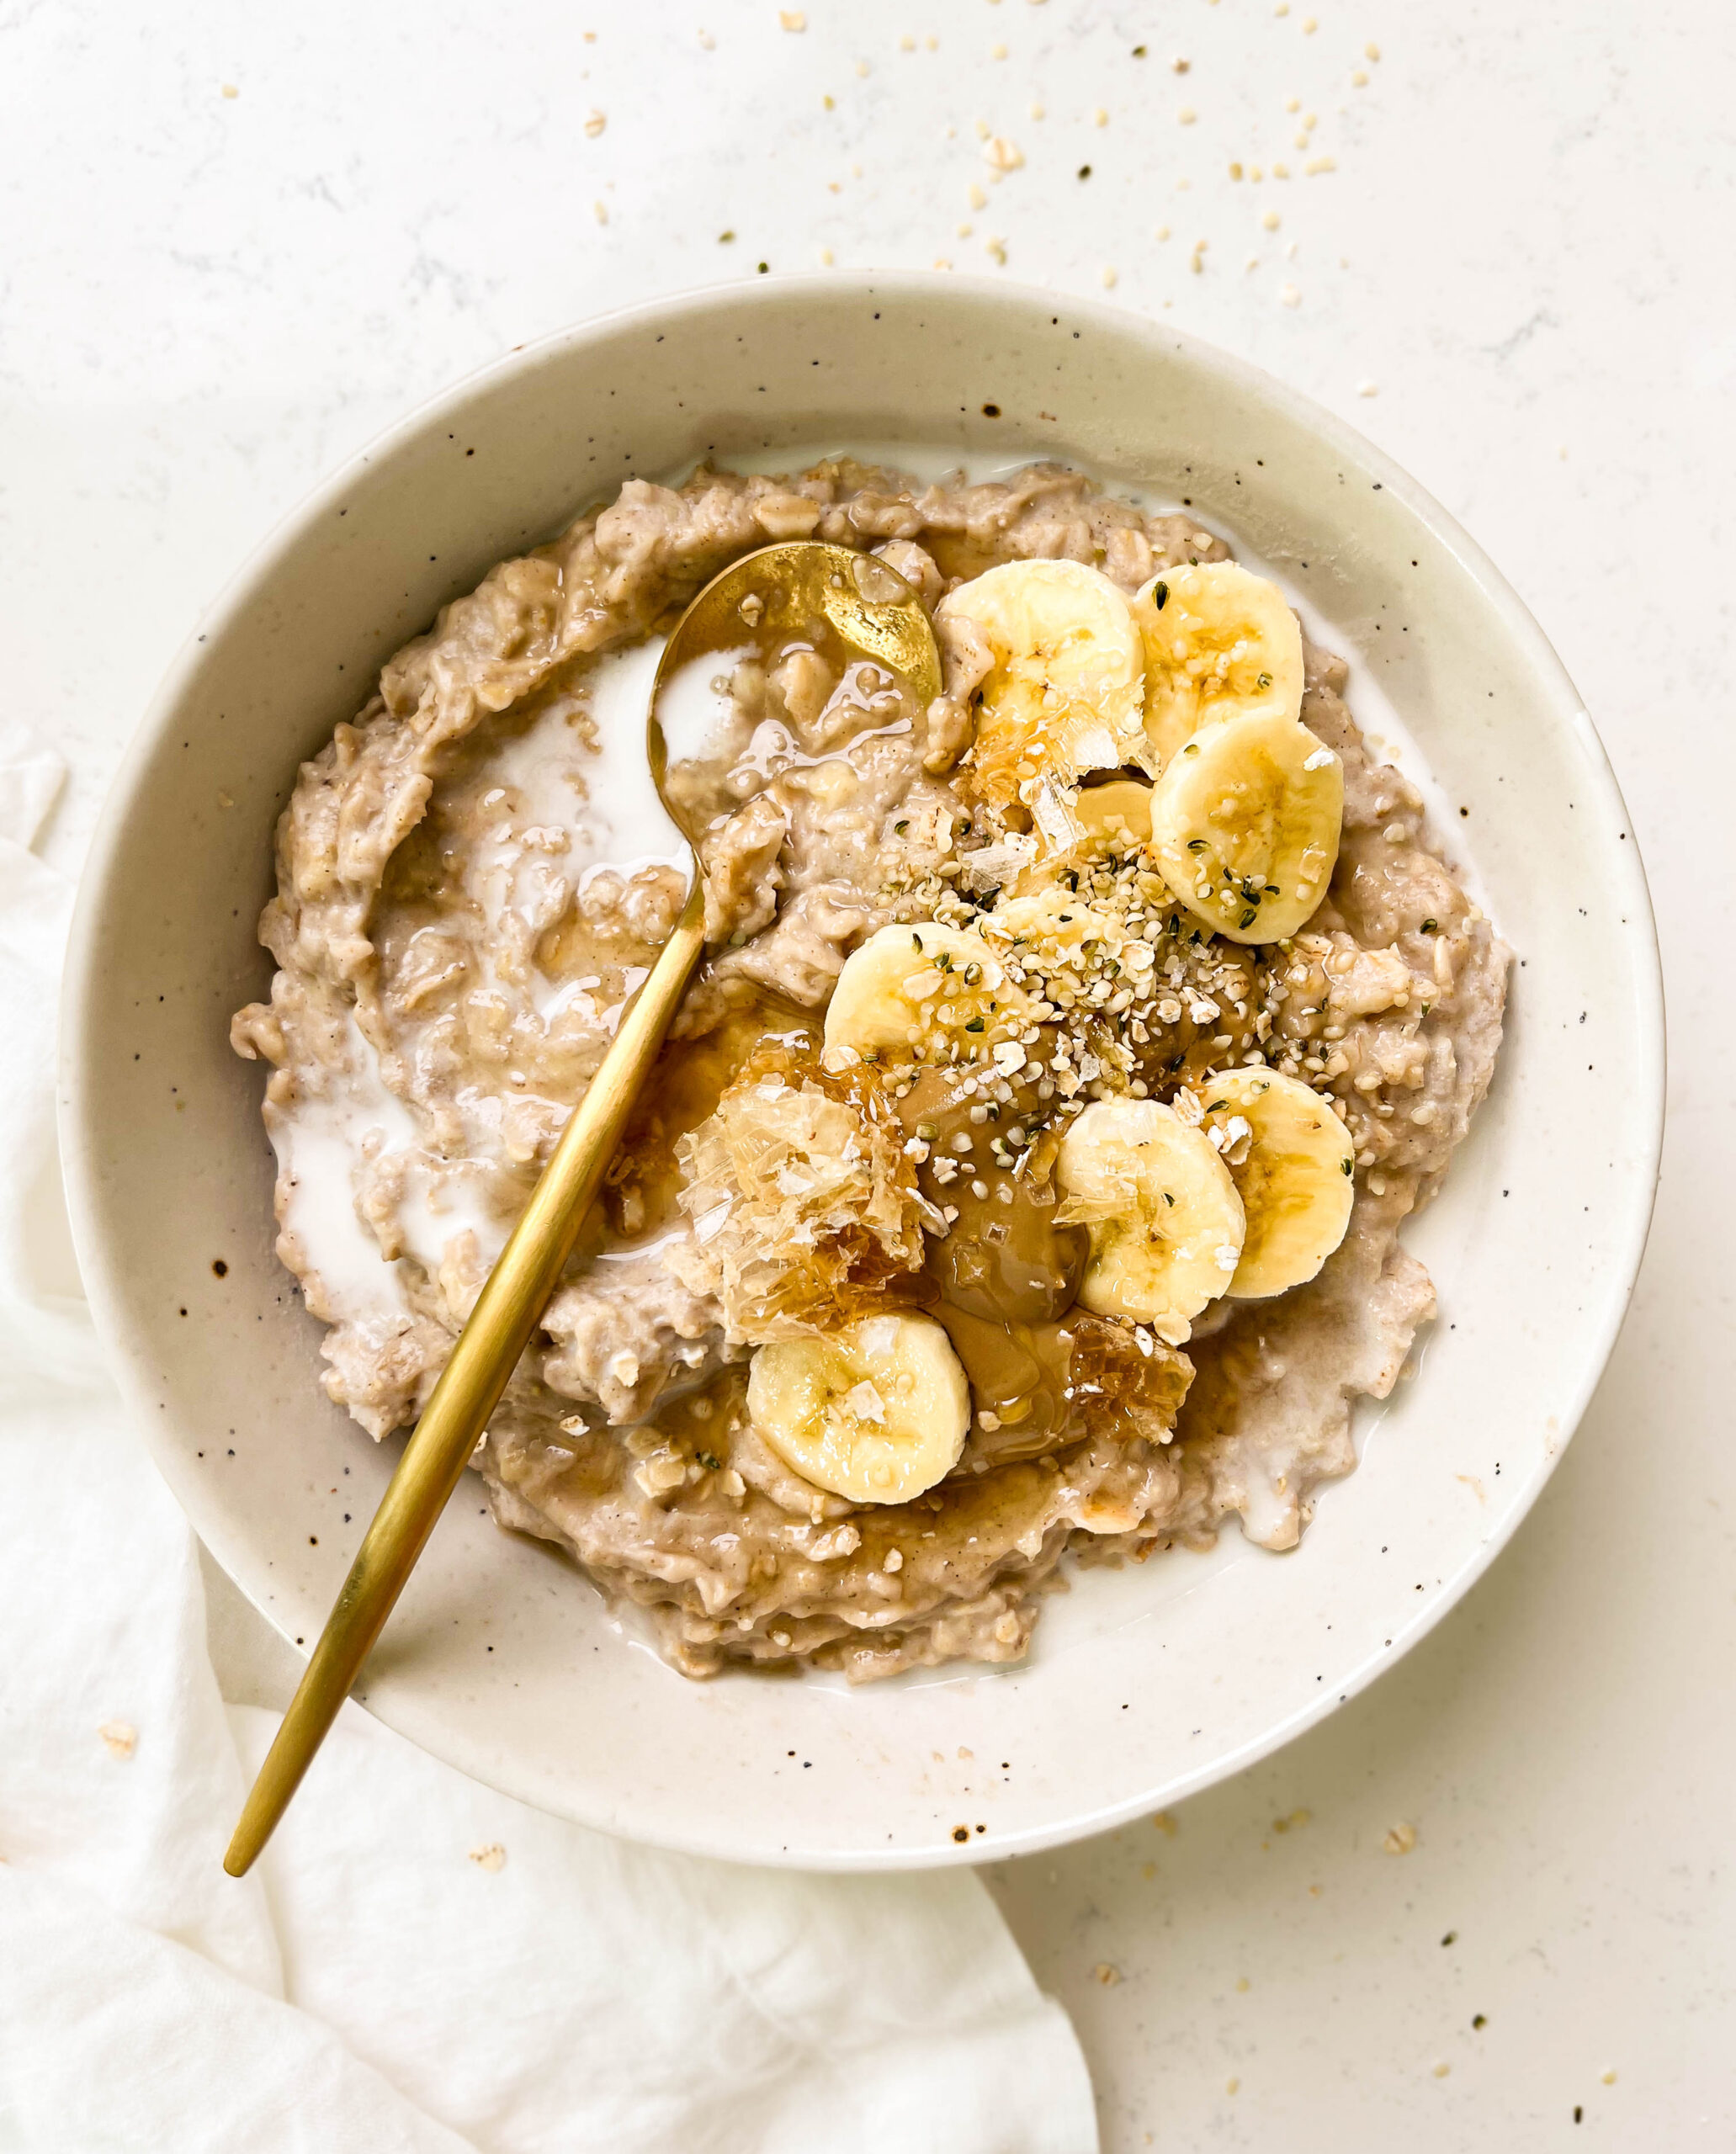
[224,541,942,1875]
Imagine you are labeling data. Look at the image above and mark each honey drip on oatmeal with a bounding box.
[891,1064,1089,1454]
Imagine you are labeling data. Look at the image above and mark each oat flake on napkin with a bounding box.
[0,725,1097,2154]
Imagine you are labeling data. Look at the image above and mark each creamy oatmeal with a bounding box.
[233,459,1507,1682]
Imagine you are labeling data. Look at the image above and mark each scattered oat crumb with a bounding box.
[1303,13,1318,29]
[1092,106,1109,126]
[1275,0,1288,11]
[1235,1975,1250,1992]
[1287,94,1301,111]
[1226,2077,1240,2095]
[855,57,869,76]
[926,33,937,48]
[975,118,990,140]
[1140,1860,1157,1879]
[1191,241,1208,273]
[1178,106,1196,124]
[1306,155,1337,174]
[469,1841,507,1871]
[1357,379,1378,396]
[1309,1883,1323,1897]
[819,246,834,265]
[1172,56,1191,72]
[1351,67,1368,86]
[957,221,974,237]
[1432,2061,1451,2078]
[900,32,916,50]
[216,789,235,809]
[1365,40,1381,59]
[1155,224,1171,240]
[1029,99,1045,118]
[1245,255,1259,271]
[1272,1807,1311,1832]
[983,136,1023,172]
[1383,1822,1418,1855]
[1262,209,1281,231]
[1278,282,1301,307]
[220,82,238,99]
[1102,265,1118,288]
[1152,1811,1178,1835]
[698,27,715,48]
[991,40,1008,58]
[968,180,988,209]
[98,1721,136,1759]
[583,109,607,137]
[985,236,1007,265]
[1229,160,1244,179]
[1093,1962,1122,1986]
[1601,2069,1617,2085]
[592,200,608,225]
[779,8,805,26]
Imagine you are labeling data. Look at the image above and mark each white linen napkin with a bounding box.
[0,728,1097,2154]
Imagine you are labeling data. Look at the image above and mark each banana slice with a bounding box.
[1132,560,1304,765]
[937,559,1148,807]
[747,1312,971,1504]
[1055,1097,1245,1338]
[1192,1067,1356,1297]
[1149,708,1342,944]
[1074,777,1153,846]
[825,920,1029,1064]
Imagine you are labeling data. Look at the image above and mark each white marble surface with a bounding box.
[6,0,1732,2143]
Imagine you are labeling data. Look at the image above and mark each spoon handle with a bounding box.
[224,877,707,1877]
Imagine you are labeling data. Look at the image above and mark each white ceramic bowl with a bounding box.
[59,276,1663,1870]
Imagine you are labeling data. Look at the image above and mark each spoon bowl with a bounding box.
[650,540,939,854]
[653,542,940,783]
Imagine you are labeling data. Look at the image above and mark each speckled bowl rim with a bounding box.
[59,273,1664,1868]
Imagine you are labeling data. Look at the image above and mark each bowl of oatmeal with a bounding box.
[60,277,1662,1866]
